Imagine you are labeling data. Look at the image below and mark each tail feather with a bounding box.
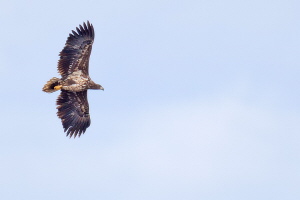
[43,77,61,93]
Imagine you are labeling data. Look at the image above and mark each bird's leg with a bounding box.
[54,85,62,90]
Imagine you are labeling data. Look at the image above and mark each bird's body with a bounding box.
[43,21,104,138]
[58,70,100,92]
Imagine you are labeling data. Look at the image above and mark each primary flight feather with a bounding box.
[43,21,104,138]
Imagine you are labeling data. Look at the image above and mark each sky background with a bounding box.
[1,0,300,199]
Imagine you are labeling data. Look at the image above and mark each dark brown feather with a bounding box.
[56,90,91,138]
[58,21,94,79]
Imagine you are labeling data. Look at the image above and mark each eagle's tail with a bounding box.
[42,77,61,93]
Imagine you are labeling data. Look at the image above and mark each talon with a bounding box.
[54,85,62,90]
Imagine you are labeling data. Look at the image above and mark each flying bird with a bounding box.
[43,21,104,138]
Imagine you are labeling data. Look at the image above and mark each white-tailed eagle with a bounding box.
[43,21,104,138]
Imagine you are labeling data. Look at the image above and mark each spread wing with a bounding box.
[58,21,94,79]
[56,90,91,138]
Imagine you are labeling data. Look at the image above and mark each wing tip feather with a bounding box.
[67,20,94,40]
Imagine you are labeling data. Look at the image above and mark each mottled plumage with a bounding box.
[43,21,104,138]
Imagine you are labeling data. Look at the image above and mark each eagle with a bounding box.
[43,21,104,138]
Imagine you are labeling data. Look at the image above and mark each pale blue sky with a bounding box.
[1,0,300,199]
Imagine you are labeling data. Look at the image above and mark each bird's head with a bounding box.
[97,84,104,91]
[94,84,104,91]
[89,82,104,90]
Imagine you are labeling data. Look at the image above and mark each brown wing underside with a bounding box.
[58,21,95,79]
[56,90,91,138]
